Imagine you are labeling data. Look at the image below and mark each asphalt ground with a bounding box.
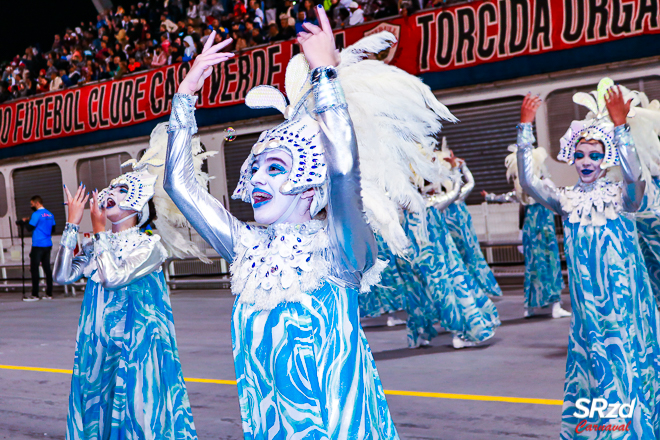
[0,287,571,440]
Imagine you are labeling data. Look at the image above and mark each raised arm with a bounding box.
[485,191,517,203]
[426,170,463,211]
[456,162,474,203]
[164,94,242,262]
[54,185,90,285]
[517,123,562,214]
[314,67,377,283]
[606,86,645,212]
[300,8,377,285]
[516,95,562,214]
[53,223,90,285]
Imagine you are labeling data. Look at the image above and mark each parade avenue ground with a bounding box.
[0,286,570,439]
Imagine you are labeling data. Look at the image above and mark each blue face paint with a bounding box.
[589,152,604,161]
[268,163,287,177]
[575,152,585,160]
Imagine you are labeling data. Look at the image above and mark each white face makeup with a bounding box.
[104,184,138,225]
[574,140,606,184]
[250,149,304,225]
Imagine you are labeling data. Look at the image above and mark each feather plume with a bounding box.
[137,122,215,262]
[338,32,457,255]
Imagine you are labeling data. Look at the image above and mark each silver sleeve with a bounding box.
[426,171,463,211]
[93,233,167,290]
[313,67,377,285]
[456,163,474,203]
[164,93,243,263]
[516,123,563,214]
[615,124,645,212]
[485,191,516,203]
[53,223,89,285]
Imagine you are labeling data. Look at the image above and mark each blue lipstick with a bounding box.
[252,189,273,208]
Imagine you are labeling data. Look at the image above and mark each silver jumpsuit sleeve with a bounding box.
[516,123,563,214]
[426,171,464,211]
[313,66,377,285]
[615,124,645,212]
[456,163,474,203]
[164,93,243,263]
[93,232,167,290]
[485,191,516,203]
[53,223,90,285]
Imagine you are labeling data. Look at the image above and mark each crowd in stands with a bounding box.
[0,0,455,104]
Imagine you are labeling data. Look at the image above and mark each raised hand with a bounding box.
[90,190,106,234]
[605,85,631,127]
[296,6,339,70]
[520,93,542,124]
[64,184,89,225]
[481,190,488,198]
[178,31,234,96]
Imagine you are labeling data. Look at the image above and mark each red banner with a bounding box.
[1,0,658,148]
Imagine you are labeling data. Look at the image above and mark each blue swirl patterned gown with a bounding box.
[637,177,660,304]
[359,233,406,318]
[522,203,564,309]
[164,76,400,438]
[516,123,660,439]
[400,208,500,347]
[445,201,502,297]
[53,225,197,440]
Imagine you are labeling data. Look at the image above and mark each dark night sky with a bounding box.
[0,0,101,63]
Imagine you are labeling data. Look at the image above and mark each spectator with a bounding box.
[152,45,168,67]
[18,195,55,301]
[249,0,265,27]
[182,36,197,62]
[276,13,296,41]
[127,56,142,72]
[337,7,351,27]
[295,11,311,33]
[349,2,365,25]
[0,81,11,104]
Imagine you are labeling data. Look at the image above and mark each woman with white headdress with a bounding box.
[484,141,570,319]
[517,80,660,438]
[410,152,501,349]
[164,7,455,438]
[53,123,209,440]
[439,140,503,298]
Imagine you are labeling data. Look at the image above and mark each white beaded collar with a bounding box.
[230,220,330,310]
[560,177,622,226]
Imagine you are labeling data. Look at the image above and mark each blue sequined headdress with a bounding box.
[558,78,634,168]
[98,169,157,227]
[232,32,457,255]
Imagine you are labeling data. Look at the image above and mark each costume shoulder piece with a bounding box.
[559,178,623,227]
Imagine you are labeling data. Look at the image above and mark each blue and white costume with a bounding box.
[486,143,567,317]
[164,34,456,438]
[53,126,207,440]
[444,163,502,297]
[518,79,660,438]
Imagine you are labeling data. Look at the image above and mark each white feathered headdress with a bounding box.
[123,122,215,263]
[235,32,457,255]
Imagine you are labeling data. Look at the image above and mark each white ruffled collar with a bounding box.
[560,177,622,226]
[231,220,330,310]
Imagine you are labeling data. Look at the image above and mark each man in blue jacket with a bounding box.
[19,196,55,301]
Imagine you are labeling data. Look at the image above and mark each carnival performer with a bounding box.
[517,81,660,439]
[164,7,455,437]
[418,157,501,349]
[484,141,570,319]
[440,141,503,298]
[358,231,407,326]
[53,123,210,440]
